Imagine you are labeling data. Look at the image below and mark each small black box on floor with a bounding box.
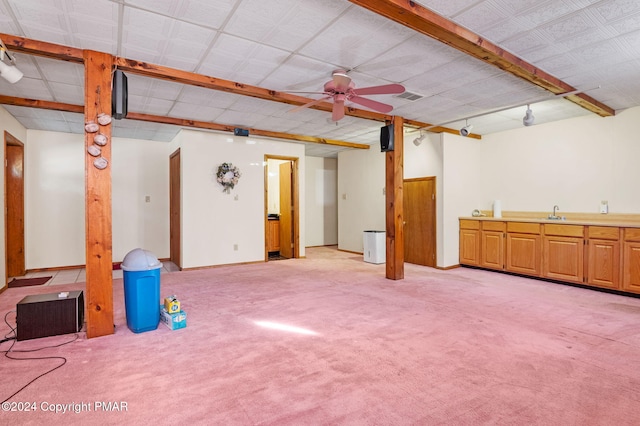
[16,290,84,341]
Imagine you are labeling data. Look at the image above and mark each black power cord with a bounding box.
[1,310,79,403]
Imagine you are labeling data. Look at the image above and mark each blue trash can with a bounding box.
[121,248,162,333]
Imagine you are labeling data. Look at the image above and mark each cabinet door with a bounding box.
[587,239,620,289]
[506,233,541,275]
[459,229,480,266]
[481,231,504,270]
[622,242,640,293]
[543,236,583,283]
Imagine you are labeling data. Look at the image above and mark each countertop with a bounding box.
[460,212,640,228]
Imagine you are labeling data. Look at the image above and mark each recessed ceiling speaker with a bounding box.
[380,124,394,152]
[112,69,128,120]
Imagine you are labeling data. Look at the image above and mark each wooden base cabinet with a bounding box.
[542,224,584,284]
[459,220,480,266]
[505,222,541,276]
[586,226,620,290]
[623,228,640,293]
[480,221,505,270]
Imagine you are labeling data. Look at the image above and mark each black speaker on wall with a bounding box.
[112,69,128,120]
[380,124,394,152]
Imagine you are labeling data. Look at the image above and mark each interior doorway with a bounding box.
[264,156,299,261]
[403,177,437,267]
[5,131,25,279]
[169,148,181,269]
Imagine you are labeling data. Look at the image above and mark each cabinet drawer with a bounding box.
[624,228,640,242]
[507,222,540,234]
[460,219,480,230]
[544,224,584,237]
[482,221,505,232]
[588,226,619,240]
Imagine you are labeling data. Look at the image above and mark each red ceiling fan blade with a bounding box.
[352,83,405,96]
[349,95,394,113]
[289,96,331,113]
[332,100,345,121]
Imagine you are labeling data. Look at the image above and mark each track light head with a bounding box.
[460,124,473,137]
[0,60,23,83]
[413,133,426,146]
[523,105,535,126]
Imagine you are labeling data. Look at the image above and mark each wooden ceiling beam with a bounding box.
[1,33,474,137]
[0,95,370,149]
[0,33,83,63]
[349,0,615,118]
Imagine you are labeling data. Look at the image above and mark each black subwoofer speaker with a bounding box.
[16,290,84,341]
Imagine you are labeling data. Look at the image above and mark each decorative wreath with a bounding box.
[216,162,241,193]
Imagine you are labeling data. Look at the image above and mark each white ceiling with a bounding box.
[1,0,639,157]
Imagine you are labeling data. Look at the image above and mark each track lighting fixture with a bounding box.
[460,120,473,137]
[0,39,23,84]
[523,104,535,126]
[413,132,426,146]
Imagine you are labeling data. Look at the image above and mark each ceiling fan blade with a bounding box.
[289,96,331,113]
[332,70,351,92]
[352,83,405,96]
[349,95,394,113]
[332,100,345,121]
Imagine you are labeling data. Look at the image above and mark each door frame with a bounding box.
[4,131,25,281]
[403,176,437,267]
[169,148,181,269]
[264,155,299,261]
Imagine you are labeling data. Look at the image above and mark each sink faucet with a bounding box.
[553,205,559,217]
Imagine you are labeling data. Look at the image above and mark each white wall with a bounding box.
[178,129,305,269]
[305,156,337,247]
[24,130,169,269]
[479,108,640,214]
[1,106,27,288]
[337,146,385,253]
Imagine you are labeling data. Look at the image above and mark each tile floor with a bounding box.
[9,261,181,287]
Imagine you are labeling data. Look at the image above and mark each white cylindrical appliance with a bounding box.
[493,200,502,218]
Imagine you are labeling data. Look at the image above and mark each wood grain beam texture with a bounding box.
[349,0,615,117]
[0,33,472,138]
[83,50,114,338]
[386,116,405,280]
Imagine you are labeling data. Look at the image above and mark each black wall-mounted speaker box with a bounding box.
[380,124,394,152]
[112,69,128,120]
[16,290,84,341]
[234,128,249,137]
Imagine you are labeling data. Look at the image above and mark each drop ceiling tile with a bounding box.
[198,34,289,85]
[169,102,224,122]
[298,6,415,70]
[454,2,509,32]
[173,0,240,29]
[177,86,238,109]
[416,0,480,17]
[225,0,349,51]
[49,82,84,104]
[35,58,84,85]
[594,0,640,23]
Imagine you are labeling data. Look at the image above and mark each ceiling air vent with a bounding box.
[395,91,423,101]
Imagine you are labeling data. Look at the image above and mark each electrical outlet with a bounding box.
[145,195,151,203]
[600,200,608,214]
[234,194,239,201]
[233,244,238,251]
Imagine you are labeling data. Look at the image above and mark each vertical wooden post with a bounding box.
[385,115,404,280]
[84,50,114,338]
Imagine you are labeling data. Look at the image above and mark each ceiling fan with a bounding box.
[290,69,405,122]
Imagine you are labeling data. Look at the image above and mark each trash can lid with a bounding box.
[121,248,162,271]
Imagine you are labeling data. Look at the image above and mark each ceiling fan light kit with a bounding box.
[292,69,405,122]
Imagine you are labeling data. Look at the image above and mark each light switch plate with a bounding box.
[600,200,608,214]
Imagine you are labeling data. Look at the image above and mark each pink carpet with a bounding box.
[2,246,640,425]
